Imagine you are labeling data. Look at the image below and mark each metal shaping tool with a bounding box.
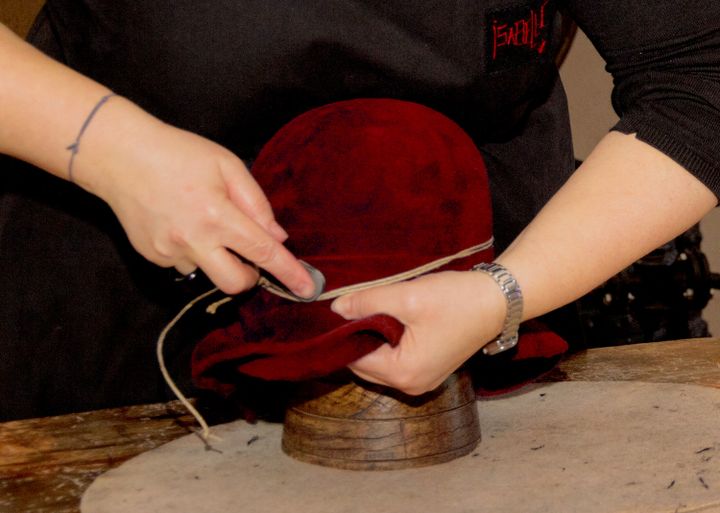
[282,260,326,302]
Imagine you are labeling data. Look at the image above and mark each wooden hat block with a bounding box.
[282,369,480,470]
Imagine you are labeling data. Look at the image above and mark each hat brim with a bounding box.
[192,292,402,395]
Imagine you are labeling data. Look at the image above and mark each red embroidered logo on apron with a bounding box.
[486,0,554,72]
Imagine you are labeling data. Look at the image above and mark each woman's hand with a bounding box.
[0,27,314,297]
[73,98,315,296]
[331,270,506,395]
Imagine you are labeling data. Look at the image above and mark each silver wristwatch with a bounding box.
[472,262,523,355]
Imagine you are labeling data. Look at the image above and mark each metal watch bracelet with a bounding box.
[472,262,524,355]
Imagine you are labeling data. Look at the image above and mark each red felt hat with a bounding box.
[191,99,566,396]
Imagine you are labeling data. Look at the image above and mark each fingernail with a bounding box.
[293,281,316,299]
[331,297,347,315]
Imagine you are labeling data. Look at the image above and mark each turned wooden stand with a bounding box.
[281,369,481,470]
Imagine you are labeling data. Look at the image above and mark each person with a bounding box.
[0,1,718,418]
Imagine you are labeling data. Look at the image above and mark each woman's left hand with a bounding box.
[331,270,506,395]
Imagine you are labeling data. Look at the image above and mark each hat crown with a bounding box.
[252,99,492,289]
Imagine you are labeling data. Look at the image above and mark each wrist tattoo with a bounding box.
[66,93,116,183]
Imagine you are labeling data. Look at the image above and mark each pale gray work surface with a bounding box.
[82,381,720,513]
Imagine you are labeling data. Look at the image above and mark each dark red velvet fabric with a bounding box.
[191,99,567,396]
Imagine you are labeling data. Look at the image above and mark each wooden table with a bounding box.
[2,338,720,513]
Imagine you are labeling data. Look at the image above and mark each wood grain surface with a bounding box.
[0,402,196,513]
[540,338,720,388]
[2,338,719,513]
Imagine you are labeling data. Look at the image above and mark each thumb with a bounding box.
[331,284,399,321]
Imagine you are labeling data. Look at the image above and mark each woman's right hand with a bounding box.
[0,24,314,297]
[73,96,315,296]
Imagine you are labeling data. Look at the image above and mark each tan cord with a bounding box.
[156,287,220,442]
[206,296,233,314]
[259,237,494,302]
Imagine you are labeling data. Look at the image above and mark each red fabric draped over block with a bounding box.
[190,99,567,396]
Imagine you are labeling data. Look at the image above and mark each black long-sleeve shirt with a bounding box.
[36,0,720,245]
